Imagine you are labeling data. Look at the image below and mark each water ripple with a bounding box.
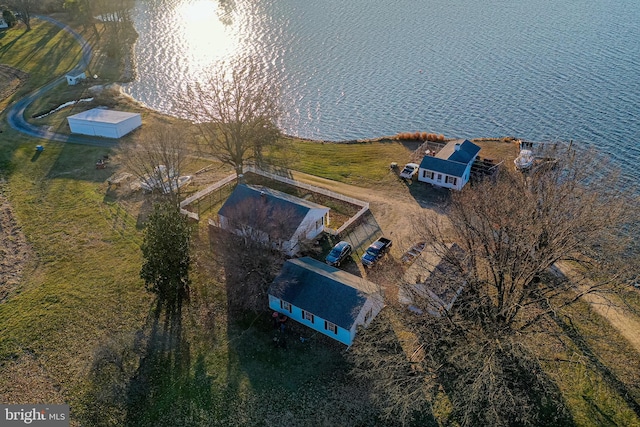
[123,0,640,181]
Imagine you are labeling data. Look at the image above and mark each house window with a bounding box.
[423,171,434,180]
[302,310,315,324]
[445,176,458,186]
[324,320,338,334]
[280,300,292,313]
[437,174,442,182]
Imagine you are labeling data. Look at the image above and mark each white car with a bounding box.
[399,163,419,179]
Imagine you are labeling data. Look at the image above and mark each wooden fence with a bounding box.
[181,167,370,239]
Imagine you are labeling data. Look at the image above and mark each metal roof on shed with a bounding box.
[67,108,140,124]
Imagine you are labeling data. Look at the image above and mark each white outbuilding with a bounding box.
[65,71,86,85]
[67,108,142,138]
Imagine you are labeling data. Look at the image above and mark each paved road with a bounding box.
[5,15,118,148]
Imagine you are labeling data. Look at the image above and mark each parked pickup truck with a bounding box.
[361,237,393,267]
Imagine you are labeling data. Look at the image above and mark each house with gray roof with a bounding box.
[268,257,384,346]
[417,139,480,190]
[218,184,330,256]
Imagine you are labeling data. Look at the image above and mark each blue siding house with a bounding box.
[268,257,384,346]
[417,139,480,190]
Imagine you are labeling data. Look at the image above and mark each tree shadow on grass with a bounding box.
[223,310,386,426]
[0,29,26,55]
[81,295,216,427]
[14,25,65,69]
[550,310,640,420]
[124,295,216,427]
[45,144,116,183]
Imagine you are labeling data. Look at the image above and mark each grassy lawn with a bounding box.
[528,300,640,427]
[0,20,82,101]
[1,15,639,427]
[270,138,416,187]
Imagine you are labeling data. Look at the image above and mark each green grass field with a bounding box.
[267,138,418,188]
[1,15,639,427]
[0,21,81,110]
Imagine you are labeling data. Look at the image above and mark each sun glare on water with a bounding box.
[175,0,240,72]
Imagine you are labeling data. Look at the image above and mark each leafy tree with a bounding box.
[180,56,281,176]
[2,9,17,27]
[140,202,192,303]
[351,143,640,426]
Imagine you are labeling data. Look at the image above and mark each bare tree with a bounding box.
[64,0,100,39]
[118,124,190,202]
[179,56,281,176]
[7,0,34,30]
[429,143,639,325]
[92,0,134,27]
[350,143,640,426]
[213,196,313,312]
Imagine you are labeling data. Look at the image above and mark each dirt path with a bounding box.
[292,173,640,357]
[288,170,448,252]
[556,262,640,355]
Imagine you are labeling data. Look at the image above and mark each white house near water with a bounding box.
[65,71,86,85]
[269,257,384,346]
[417,139,481,190]
[217,184,330,256]
[67,108,142,138]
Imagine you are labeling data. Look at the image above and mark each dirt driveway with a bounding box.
[288,169,450,256]
[291,166,640,357]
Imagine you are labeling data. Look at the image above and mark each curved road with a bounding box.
[5,15,118,148]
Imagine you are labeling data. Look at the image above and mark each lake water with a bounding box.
[123,0,640,179]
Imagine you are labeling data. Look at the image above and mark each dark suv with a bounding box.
[325,241,353,267]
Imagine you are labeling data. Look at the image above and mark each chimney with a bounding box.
[454,143,461,151]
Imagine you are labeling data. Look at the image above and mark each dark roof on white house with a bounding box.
[269,257,379,330]
[419,156,468,177]
[218,184,329,239]
[419,139,480,177]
